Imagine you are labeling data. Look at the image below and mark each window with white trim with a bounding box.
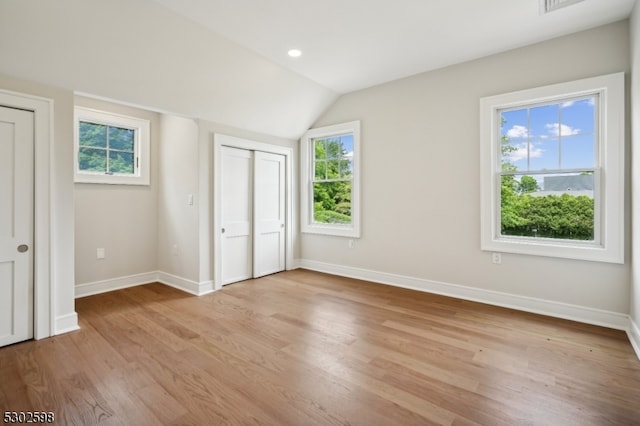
[301,121,360,237]
[480,73,624,263]
[74,107,150,185]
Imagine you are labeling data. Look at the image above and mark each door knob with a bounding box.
[221,228,226,234]
[17,244,29,253]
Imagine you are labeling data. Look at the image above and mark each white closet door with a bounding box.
[253,151,285,278]
[221,146,253,285]
[0,106,34,347]
[220,147,286,285]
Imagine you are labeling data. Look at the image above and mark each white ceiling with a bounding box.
[151,0,637,93]
[0,0,635,139]
[0,0,337,139]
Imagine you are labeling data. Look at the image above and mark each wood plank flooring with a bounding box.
[1,269,640,425]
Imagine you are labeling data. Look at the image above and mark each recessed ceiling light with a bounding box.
[287,49,302,58]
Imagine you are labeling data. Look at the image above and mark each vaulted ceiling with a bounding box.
[0,0,635,139]
[151,0,637,94]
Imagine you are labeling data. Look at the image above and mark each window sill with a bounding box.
[481,235,623,264]
[302,223,360,238]
[74,173,149,186]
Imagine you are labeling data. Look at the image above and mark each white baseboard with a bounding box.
[156,272,215,296]
[75,271,216,298]
[54,312,80,335]
[75,271,159,298]
[296,259,630,331]
[629,318,640,360]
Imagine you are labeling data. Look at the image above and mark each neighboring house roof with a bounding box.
[543,174,594,191]
[529,175,594,198]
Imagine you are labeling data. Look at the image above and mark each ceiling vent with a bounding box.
[540,0,585,14]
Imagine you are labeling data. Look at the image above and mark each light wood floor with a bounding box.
[1,269,639,425]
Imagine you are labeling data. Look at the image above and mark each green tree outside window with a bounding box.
[312,135,353,224]
[78,121,135,175]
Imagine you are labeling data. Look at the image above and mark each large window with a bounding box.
[301,121,360,237]
[480,73,624,263]
[74,107,150,185]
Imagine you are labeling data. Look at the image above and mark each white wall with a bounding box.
[0,73,76,334]
[630,5,640,353]
[303,21,632,322]
[157,115,201,283]
[74,97,160,286]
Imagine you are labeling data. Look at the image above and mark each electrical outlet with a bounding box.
[492,252,501,264]
[348,239,355,249]
[97,248,105,259]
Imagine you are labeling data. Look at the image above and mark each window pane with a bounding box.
[78,147,106,172]
[340,135,354,159]
[562,134,595,169]
[501,109,528,138]
[561,97,595,135]
[500,137,523,171]
[326,160,341,179]
[108,151,135,175]
[339,159,352,178]
[325,137,342,159]
[500,172,594,240]
[528,138,559,171]
[313,181,352,224]
[530,104,558,140]
[501,109,528,170]
[79,122,107,148]
[108,126,135,151]
[314,139,326,160]
[314,161,327,180]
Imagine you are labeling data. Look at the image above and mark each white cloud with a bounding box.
[562,97,595,108]
[504,142,544,163]
[506,125,528,138]
[546,123,580,136]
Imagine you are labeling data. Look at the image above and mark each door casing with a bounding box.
[0,89,53,340]
[0,105,33,347]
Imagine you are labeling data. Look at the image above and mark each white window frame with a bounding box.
[300,121,361,238]
[74,107,150,185]
[480,72,624,263]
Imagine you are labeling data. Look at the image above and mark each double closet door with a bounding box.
[221,146,286,285]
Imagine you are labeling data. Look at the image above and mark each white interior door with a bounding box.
[0,106,34,347]
[221,146,253,285]
[253,151,285,278]
[220,147,286,285]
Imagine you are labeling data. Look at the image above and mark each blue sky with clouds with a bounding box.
[500,96,596,173]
